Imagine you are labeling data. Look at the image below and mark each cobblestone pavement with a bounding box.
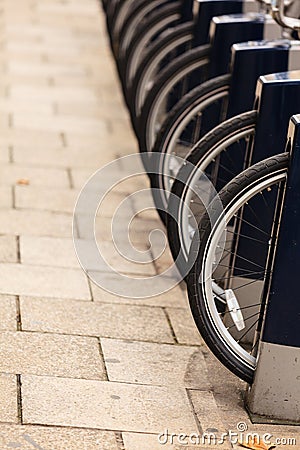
[0,0,298,449]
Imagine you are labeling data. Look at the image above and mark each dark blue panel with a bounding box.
[227,41,290,117]
[262,116,300,347]
[194,0,243,45]
[253,75,300,163]
[209,15,264,77]
[180,0,194,21]
[234,74,300,288]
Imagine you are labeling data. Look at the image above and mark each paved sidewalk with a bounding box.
[0,0,298,449]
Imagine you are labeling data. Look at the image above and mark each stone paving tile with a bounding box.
[0,210,72,238]
[0,85,9,99]
[2,50,44,65]
[0,235,18,263]
[20,297,174,343]
[88,270,183,299]
[1,0,297,444]
[0,294,17,331]
[0,186,13,208]
[83,241,156,275]
[8,60,90,78]
[0,147,10,163]
[100,85,125,105]
[188,390,227,435]
[0,164,69,187]
[0,114,10,129]
[21,375,199,434]
[0,128,63,147]
[77,215,145,241]
[101,338,210,389]
[0,424,118,450]
[152,246,180,277]
[0,98,54,115]
[91,275,189,308]
[94,190,135,219]
[13,144,117,168]
[37,1,100,15]
[166,308,204,346]
[4,74,51,87]
[123,433,174,450]
[6,43,88,58]
[0,331,105,380]
[13,113,109,135]
[202,353,300,448]
[20,235,154,274]
[77,210,162,242]
[51,76,103,89]
[65,132,137,154]
[0,263,90,299]
[0,373,18,423]
[20,236,79,268]
[9,85,101,103]
[15,185,78,213]
[131,199,160,222]
[71,167,148,192]
[122,432,232,450]
[56,100,128,120]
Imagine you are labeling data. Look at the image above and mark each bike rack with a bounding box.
[180,0,194,22]
[229,73,300,304]
[170,12,282,117]
[246,114,300,424]
[227,40,300,117]
[201,41,300,188]
[193,0,245,46]
[198,39,300,148]
[208,13,282,77]
[189,12,283,95]
[252,71,300,163]
[200,38,300,137]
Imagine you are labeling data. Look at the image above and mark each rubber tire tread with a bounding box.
[187,152,289,383]
[117,0,169,59]
[150,73,231,224]
[129,21,195,119]
[121,1,182,89]
[167,110,258,267]
[137,44,211,154]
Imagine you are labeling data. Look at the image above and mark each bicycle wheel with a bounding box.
[106,0,120,30]
[150,74,231,224]
[130,21,195,120]
[138,45,211,162]
[117,0,168,61]
[167,111,257,275]
[187,152,289,383]
[122,1,182,90]
[110,0,136,46]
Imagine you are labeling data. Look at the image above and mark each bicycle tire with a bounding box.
[130,21,195,121]
[150,74,231,224]
[117,0,168,61]
[167,111,258,274]
[137,44,211,161]
[187,152,289,383]
[111,0,136,45]
[122,1,182,90]
[106,0,120,30]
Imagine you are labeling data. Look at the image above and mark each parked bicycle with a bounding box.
[185,0,300,383]
[101,0,300,383]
